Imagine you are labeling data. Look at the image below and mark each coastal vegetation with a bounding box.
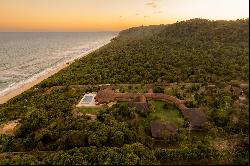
[41,18,248,86]
[0,18,249,165]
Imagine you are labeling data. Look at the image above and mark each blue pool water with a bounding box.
[82,96,93,103]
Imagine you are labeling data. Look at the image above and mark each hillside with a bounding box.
[0,19,249,165]
[40,18,249,87]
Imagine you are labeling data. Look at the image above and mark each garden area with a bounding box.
[147,100,185,128]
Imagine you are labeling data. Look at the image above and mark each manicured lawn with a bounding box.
[148,100,185,127]
[117,101,128,106]
[77,107,100,114]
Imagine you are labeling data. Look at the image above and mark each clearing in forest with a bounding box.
[0,119,21,135]
[147,100,185,128]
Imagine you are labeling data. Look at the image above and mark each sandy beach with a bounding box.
[0,40,112,105]
[0,64,68,105]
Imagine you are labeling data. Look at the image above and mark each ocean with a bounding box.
[0,32,117,97]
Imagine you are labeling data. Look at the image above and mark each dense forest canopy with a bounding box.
[40,18,249,87]
[0,18,249,165]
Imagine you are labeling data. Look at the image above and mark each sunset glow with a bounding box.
[0,0,249,32]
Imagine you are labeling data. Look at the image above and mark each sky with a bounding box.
[0,0,249,32]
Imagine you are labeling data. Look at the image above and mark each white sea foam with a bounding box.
[0,32,117,97]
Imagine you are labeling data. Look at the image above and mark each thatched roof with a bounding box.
[150,121,177,139]
[95,89,115,104]
[139,95,147,102]
[95,87,208,129]
[231,86,243,96]
[182,108,207,128]
[128,102,149,113]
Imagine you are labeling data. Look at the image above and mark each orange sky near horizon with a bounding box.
[0,0,249,32]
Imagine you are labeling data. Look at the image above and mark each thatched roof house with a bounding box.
[182,108,207,128]
[150,121,178,139]
[95,87,208,129]
[230,86,244,96]
[95,89,115,104]
[128,102,149,113]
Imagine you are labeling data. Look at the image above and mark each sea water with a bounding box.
[0,32,117,96]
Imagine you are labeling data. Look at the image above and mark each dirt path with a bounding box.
[0,119,21,135]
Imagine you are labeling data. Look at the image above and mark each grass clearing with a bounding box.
[117,101,128,106]
[76,107,101,114]
[148,100,185,128]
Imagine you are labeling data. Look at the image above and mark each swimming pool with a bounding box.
[82,96,93,103]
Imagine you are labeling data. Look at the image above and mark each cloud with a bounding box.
[145,2,157,8]
[154,11,163,14]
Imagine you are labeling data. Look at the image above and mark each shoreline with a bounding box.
[0,39,113,105]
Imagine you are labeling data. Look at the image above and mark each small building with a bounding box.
[227,85,246,102]
[128,102,149,114]
[128,95,149,115]
[150,121,178,140]
[181,108,207,128]
[230,85,243,96]
[95,89,115,104]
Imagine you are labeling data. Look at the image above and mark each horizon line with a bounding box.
[0,17,248,33]
[0,31,119,33]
